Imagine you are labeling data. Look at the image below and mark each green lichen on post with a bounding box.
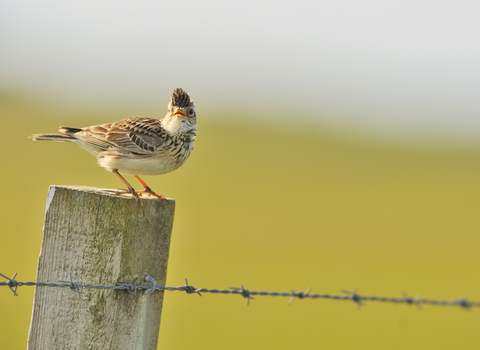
[28,186,175,350]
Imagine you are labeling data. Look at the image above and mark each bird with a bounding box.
[31,88,197,210]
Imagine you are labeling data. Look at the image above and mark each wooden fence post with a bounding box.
[27,185,175,350]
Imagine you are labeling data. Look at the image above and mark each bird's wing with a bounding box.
[75,117,166,154]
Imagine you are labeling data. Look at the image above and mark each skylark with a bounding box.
[31,88,197,210]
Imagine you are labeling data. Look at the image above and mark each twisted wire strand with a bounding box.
[1,272,478,309]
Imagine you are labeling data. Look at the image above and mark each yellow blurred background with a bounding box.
[1,92,479,349]
[2,1,480,348]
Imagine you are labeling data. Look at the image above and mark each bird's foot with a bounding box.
[136,186,168,202]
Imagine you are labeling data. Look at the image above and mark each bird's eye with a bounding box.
[188,109,195,116]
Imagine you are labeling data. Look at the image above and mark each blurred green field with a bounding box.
[1,93,480,349]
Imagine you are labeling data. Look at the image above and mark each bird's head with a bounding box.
[162,88,196,133]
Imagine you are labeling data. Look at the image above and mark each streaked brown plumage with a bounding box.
[31,88,197,210]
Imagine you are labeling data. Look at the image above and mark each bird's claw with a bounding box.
[136,186,168,202]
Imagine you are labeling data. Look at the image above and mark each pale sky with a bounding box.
[1,0,480,140]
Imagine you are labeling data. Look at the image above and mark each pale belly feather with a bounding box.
[99,153,184,175]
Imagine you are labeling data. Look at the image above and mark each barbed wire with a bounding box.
[1,272,478,309]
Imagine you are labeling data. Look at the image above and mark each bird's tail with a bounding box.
[31,127,82,141]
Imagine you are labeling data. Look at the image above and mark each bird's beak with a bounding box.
[173,109,187,118]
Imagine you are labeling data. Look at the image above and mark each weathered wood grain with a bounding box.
[27,186,175,350]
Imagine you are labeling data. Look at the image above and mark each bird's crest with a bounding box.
[171,88,191,108]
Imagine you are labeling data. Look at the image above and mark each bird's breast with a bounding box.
[98,136,194,176]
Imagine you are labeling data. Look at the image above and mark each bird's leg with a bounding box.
[112,169,144,210]
[134,175,168,202]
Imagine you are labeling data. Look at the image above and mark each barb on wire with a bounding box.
[183,278,202,296]
[0,272,19,297]
[230,285,255,305]
[402,291,422,310]
[118,277,139,298]
[58,273,84,299]
[342,288,363,308]
[1,272,479,311]
[455,298,472,310]
[288,287,312,305]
